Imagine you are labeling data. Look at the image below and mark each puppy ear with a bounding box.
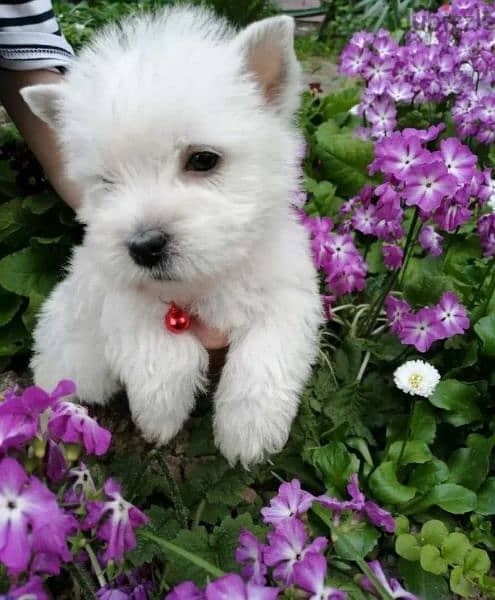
[20,83,65,129]
[234,16,301,118]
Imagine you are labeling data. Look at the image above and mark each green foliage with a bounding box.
[0,133,81,369]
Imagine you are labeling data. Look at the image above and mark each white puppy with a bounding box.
[22,7,321,466]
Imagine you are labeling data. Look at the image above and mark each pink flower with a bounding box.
[399,307,443,352]
[386,296,411,334]
[293,553,346,600]
[82,479,148,562]
[434,292,470,337]
[439,138,478,185]
[261,479,314,525]
[166,582,205,600]
[361,560,419,599]
[404,162,457,214]
[48,402,111,456]
[419,225,443,256]
[0,458,74,574]
[235,529,267,585]
[264,519,327,585]
[206,574,279,600]
[382,245,404,270]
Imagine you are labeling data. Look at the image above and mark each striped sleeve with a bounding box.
[0,0,74,70]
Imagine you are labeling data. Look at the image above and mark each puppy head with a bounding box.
[22,8,302,286]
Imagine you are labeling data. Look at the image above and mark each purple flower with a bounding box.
[386,296,411,334]
[0,380,74,419]
[235,529,266,585]
[477,214,495,256]
[261,479,314,525]
[366,98,397,137]
[0,457,74,574]
[434,292,470,337]
[370,134,428,180]
[399,307,443,352]
[382,245,404,270]
[0,413,38,455]
[264,519,327,585]
[361,561,419,599]
[432,193,472,232]
[166,582,205,600]
[45,439,67,483]
[48,401,111,456]
[439,138,477,185]
[293,553,346,600]
[404,162,457,214]
[205,574,279,600]
[346,474,395,533]
[96,589,131,600]
[3,576,49,600]
[351,205,377,235]
[64,462,97,504]
[83,479,148,562]
[419,225,443,256]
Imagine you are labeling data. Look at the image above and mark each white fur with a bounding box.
[25,7,322,466]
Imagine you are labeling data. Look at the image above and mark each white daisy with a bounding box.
[393,360,441,398]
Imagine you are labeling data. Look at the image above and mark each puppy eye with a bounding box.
[99,176,116,186]
[185,151,220,172]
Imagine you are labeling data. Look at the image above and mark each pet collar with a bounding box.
[164,302,191,334]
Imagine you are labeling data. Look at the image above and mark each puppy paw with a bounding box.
[214,406,290,468]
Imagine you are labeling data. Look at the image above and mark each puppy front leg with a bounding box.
[103,293,208,444]
[214,289,321,467]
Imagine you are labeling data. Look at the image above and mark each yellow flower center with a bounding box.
[408,373,423,390]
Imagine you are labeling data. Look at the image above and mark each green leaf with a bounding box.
[395,515,410,535]
[429,484,477,514]
[369,461,417,505]
[211,514,265,574]
[409,459,449,493]
[332,521,379,561]
[395,533,421,561]
[410,401,436,444]
[387,441,433,465]
[476,477,495,515]
[321,87,361,120]
[450,565,473,598]
[474,315,495,357]
[420,545,448,575]
[0,246,65,297]
[311,441,359,496]
[463,548,490,576]
[159,527,221,585]
[420,520,449,548]
[21,292,44,332]
[404,257,453,306]
[399,559,450,600]
[22,191,58,214]
[129,506,180,567]
[448,447,490,492]
[0,197,24,242]
[442,531,472,565]
[429,379,481,426]
[0,289,21,326]
[0,317,29,357]
[315,129,375,196]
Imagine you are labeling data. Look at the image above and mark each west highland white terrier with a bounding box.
[22,7,321,466]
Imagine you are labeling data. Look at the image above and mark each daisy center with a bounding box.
[408,373,423,390]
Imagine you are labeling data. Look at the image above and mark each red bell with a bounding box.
[164,302,191,334]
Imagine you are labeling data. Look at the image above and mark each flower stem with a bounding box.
[141,531,224,578]
[85,542,107,588]
[356,351,371,384]
[397,399,415,475]
[399,207,421,287]
[71,562,97,600]
[149,450,189,529]
[478,260,495,319]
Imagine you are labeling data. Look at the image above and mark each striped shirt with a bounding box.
[0,0,74,70]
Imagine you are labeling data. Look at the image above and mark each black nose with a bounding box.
[128,229,169,268]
